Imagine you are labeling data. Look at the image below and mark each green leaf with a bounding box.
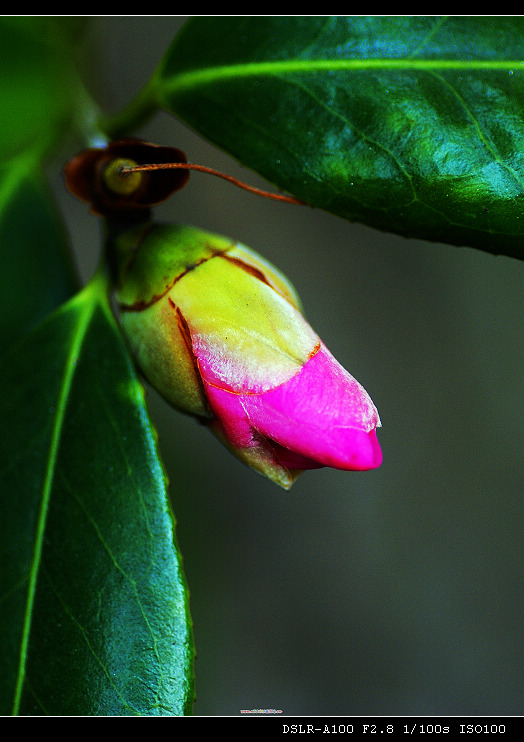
[155,16,524,260]
[0,158,79,353]
[0,271,194,716]
[0,17,86,161]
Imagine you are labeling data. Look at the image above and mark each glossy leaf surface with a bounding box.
[155,16,524,259]
[0,274,194,716]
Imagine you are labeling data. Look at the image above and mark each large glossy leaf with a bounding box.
[154,16,524,260]
[0,272,194,716]
[0,160,79,353]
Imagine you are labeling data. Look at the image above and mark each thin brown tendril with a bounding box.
[120,161,306,205]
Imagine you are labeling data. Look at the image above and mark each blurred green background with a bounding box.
[53,17,524,715]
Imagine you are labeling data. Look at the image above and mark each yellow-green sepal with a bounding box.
[113,223,234,309]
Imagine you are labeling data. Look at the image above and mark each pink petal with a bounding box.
[200,343,382,472]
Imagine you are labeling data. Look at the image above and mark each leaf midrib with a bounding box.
[11,280,100,716]
[161,57,524,97]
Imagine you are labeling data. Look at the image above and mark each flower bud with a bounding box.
[114,223,382,489]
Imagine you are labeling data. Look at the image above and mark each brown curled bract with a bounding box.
[63,139,190,217]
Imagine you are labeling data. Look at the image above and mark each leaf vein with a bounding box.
[162,57,524,99]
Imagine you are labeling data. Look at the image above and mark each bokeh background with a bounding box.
[54,17,524,715]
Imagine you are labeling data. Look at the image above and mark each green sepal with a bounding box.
[113,223,234,308]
